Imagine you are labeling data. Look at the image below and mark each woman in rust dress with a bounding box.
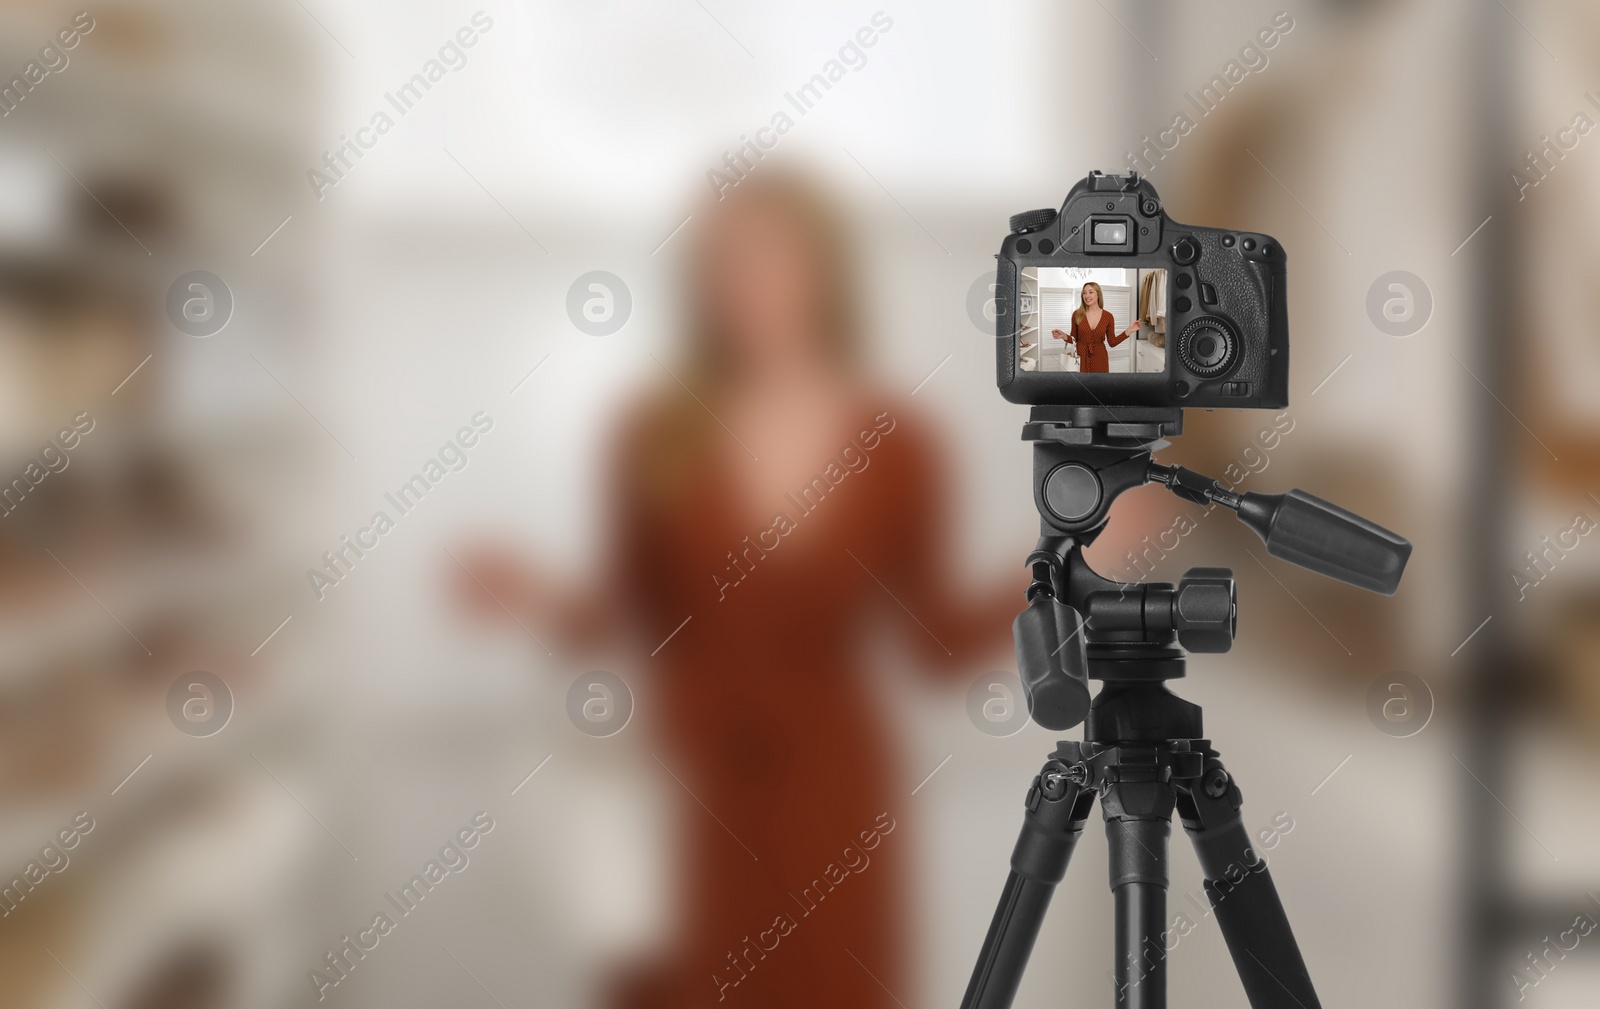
[459,171,1023,1008]
[1052,281,1140,373]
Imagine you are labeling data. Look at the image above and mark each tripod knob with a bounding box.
[1173,567,1236,653]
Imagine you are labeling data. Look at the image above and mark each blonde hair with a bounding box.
[686,169,861,387]
[635,168,864,504]
[1072,282,1105,326]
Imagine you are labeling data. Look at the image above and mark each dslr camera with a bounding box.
[995,170,1288,409]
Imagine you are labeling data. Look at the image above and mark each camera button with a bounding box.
[1200,282,1218,306]
[1172,237,1200,265]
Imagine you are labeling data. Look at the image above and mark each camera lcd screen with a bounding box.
[1017,267,1168,375]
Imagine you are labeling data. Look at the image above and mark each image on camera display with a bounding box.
[1017,266,1168,374]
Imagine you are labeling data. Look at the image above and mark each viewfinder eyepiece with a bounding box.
[1085,215,1135,254]
[1092,221,1127,245]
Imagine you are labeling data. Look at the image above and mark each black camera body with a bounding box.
[995,171,1289,409]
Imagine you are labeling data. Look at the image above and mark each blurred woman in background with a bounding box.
[458,169,1022,1008]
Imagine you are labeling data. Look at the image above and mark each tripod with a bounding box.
[960,407,1411,1009]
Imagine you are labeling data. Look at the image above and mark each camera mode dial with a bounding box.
[1010,208,1058,235]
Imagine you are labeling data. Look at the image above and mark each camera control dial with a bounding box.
[1178,317,1238,379]
[1010,208,1058,235]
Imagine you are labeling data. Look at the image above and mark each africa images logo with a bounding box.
[306,413,494,600]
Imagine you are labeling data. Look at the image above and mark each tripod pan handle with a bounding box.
[1237,489,1412,595]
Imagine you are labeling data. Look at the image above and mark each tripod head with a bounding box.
[1015,406,1412,733]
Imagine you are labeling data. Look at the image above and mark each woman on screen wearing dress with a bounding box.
[1051,281,1140,373]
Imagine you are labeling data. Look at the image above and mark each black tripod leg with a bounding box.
[1100,751,1177,1009]
[959,750,1095,1009]
[1177,747,1322,1009]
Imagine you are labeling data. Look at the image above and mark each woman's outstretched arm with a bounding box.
[858,413,1030,678]
[1107,313,1135,347]
[451,409,658,658]
[452,541,621,654]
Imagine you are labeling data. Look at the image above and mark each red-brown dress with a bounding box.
[607,404,1015,1009]
[1067,310,1130,373]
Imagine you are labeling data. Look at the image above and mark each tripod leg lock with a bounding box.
[1173,743,1245,835]
[1012,756,1094,883]
[957,749,1099,1009]
[1092,747,1178,894]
